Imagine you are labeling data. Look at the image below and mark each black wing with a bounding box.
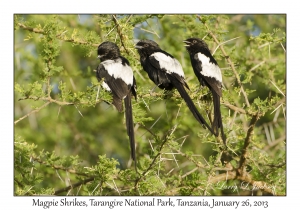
[140,56,172,90]
[131,76,137,100]
[191,54,222,97]
[96,63,130,112]
[147,52,189,90]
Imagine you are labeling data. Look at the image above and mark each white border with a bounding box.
[4,0,295,209]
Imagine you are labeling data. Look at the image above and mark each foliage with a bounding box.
[14,14,286,196]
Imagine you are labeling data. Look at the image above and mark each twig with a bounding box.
[57,106,62,118]
[112,179,121,195]
[238,113,260,175]
[18,23,99,47]
[104,25,117,38]
[18,95,109,106]
[138,28,161,38]
[222,103,246,114]
[135,125,177,188]
[167,143,206,169]
[54,177,94,195]
[14,102,50,125]
[222,102,252,115]
[74,105,84,118]
[212,36,241,55]
[181,167,198,178]
[280,42,286,53]
[141,91,251,118]
[263,135,286,151]
[270,103,283,115]
[112,15,129,54]
[269,79,286,97]
[125,15,133,24]
[55,170,64,183]
[31,156,89,177]
[15,93,111,125]
[249,61,266,72]
[17,23,45,34]
[91,183,100,195]
[14,178,24,188]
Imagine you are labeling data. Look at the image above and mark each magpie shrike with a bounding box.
[183,38,226,145]
[135,39,216,135]
[96,41,137,161]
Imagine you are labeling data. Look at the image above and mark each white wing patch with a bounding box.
[151,52,185,77]
[101,81,111,91]
[197,53,222,83]
[102,58,134,85]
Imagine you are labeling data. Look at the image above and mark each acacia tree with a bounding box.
[14,14,286,196]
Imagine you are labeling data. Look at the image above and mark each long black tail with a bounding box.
[212,90,226,145]
[170,77,216,136]
[124,93,136,161]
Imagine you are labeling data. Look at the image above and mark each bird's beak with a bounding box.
[97,55,103,59]
[183,40,191,47]
[134,45,143,49]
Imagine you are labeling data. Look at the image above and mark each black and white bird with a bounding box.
[183,38,226,145]
[135,39,216,135]
[96,41,137,162]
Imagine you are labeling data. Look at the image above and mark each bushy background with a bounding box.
[14,14,286,196]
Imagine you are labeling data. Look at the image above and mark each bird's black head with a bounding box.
[135,39,161,56]
[97,41,120,61]
[183,38,210,55]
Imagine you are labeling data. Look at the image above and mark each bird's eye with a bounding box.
[144,44,149,47]
[193,40,197,43]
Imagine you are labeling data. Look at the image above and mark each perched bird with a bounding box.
[96,41,137,162]
[183,38,226,145]
[135,39,215,135]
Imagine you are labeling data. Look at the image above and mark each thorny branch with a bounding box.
[112,15,130,54]
[141,91,255,117]
[167,144,207,169]
[14,102,50,125]
[31,156,89,177]
[17,23,99,47]
[31,156,98,195]
[110,15,141,62]
[134,125,178,188]
[238,113,260,175]
[15,85,251,126]
[165,132,276,195]
[15,90,110,125]
[54,177,95,195]
[163,111,277,195]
